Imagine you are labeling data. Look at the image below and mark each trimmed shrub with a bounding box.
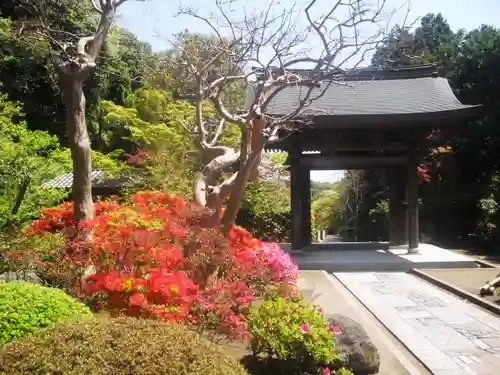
[236,208,292,242]
[0,281,91,345]
[0,316,249,375]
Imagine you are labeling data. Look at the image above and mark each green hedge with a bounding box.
[0,316,249,375]
[0,281,91,345]
[236,208,292,242]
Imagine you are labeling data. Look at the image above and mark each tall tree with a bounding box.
[11,0,136,223]
[0,1,152,149]
[56,0,134,223]
[372,13,456,67]
[174,0,408,235]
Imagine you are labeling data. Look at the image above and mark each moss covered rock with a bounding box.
[327,314,380,375]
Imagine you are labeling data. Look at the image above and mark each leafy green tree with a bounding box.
[237,179,291,241]
[0,88,69,229]
[242,180,290,216]
[446,26,500,241]
[98,93,199,197]
[0,0,97,140]
[372,13,456,68]
[311,189,340,232]
[0,2,153,153]
[0,0,143,224]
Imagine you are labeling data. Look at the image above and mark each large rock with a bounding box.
[327,314,380,375]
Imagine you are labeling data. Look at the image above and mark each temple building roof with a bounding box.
[247,64,481,129]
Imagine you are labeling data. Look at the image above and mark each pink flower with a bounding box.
[323,368,331,375]
[329,324,342,335]
[299,323,310,334]
[487,223,495,230]
[318,307,324,313]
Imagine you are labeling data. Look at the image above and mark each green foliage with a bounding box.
[370,16,500,247]
[99,89,201,197]
[0,2,153,145]
[312,189,340,231]
[372,13,456,68]
[236,209,292,242]
[238,180,291,241]
[0,315,250,375]
[0,281,91,345]
[334,369,354,375]
[0,88,127,230]
[243,180,290,216]
[0,0,96,140]
[311,181,338,201]
[0,89,69,228]
[247,297,340,373]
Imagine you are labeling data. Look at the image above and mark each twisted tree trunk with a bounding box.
[194,117,266,234]
[195,145,240,227]
[221,150,262,235]
[55,2,117,223]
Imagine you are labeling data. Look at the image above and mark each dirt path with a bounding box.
[420,268,500,306]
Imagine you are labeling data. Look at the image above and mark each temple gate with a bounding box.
[260,64,481,252]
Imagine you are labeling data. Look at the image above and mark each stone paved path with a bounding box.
[334,272,500,375]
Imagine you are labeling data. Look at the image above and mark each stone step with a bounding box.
[290,244,477,272]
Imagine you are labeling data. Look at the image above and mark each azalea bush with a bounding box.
[246,297,349,375]
[8,191,298,339]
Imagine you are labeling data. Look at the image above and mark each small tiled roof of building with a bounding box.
[247,64,481,117]
[41,169,120,189]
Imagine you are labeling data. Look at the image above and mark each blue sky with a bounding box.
[117,0,500,52]
[116,0,500,183]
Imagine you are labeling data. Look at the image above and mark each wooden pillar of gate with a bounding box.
[387,167,409,248]
[407,137,420,253]
[290,137,304,250]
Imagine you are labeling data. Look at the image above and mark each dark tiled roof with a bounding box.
[247,65,480,117]
[41,169,116,189]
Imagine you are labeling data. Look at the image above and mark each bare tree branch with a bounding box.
[209,118,226,146]
[89,0,104,14]
[170,0,411,233]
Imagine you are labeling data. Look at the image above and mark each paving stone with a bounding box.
[458,355,475,364]
[395,306,433,319]
[430,307,473,324]
[380,294,417,307]
[334,272,500,375]
[470,355,481,363]
[483,338,500,347]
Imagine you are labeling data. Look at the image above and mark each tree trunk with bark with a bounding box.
[221,150,262,235]
[61,76,94,223]
[53,0,120,224]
